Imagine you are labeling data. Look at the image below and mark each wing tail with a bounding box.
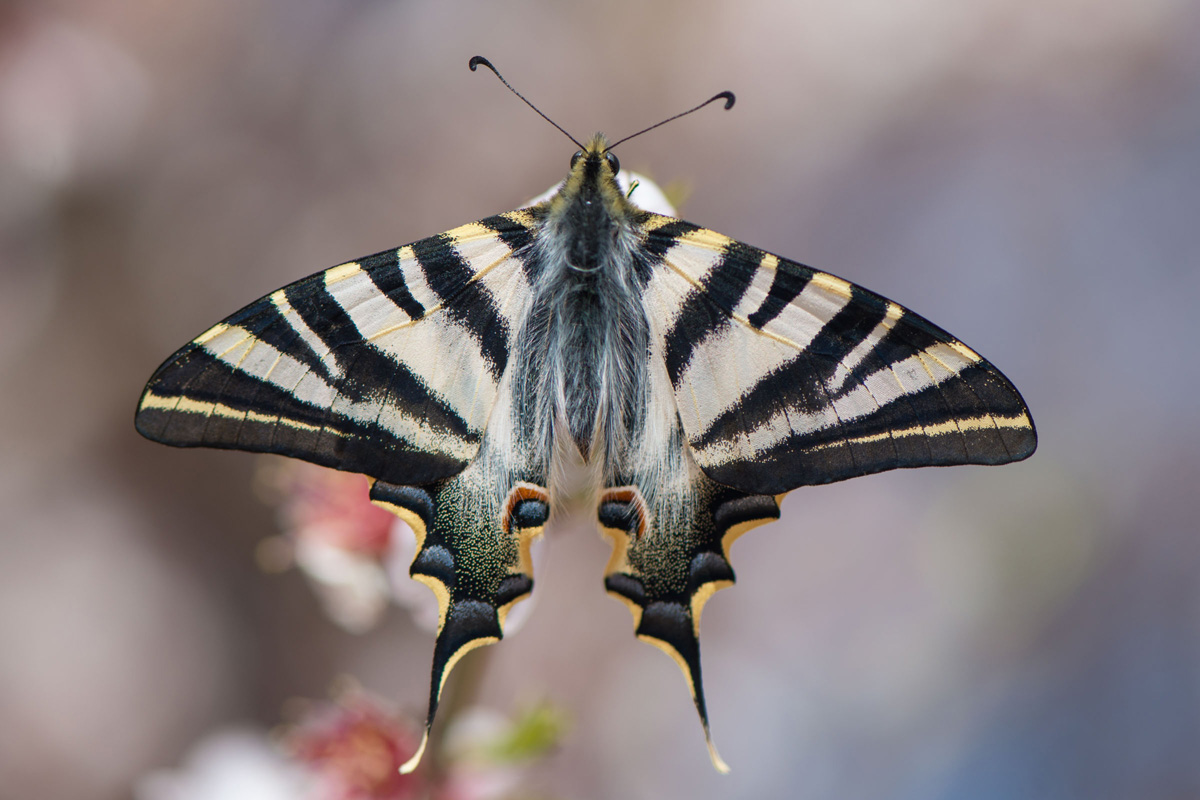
[598,479,779,773]
[370,475,547,774]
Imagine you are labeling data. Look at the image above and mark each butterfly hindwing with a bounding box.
[370,473,547,773]
[599,468,780,773]
[135,212,540,486]
[641,217,1037,495]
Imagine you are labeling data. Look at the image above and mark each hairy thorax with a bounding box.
[513,182,650,500]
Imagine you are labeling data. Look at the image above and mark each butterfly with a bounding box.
[135,56,1036,773]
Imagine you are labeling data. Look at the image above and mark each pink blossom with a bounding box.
[284,692,426,800]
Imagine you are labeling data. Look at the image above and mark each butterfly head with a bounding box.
[568,134,621,178]
[551,133,633,220]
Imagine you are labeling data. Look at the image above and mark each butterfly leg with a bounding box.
[370,474,549,773]
[598,477,780,772]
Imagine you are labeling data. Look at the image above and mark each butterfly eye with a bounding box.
[605,152,621,174]
[570,151,583,167]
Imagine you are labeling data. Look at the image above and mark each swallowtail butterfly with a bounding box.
[136,57,1036,773]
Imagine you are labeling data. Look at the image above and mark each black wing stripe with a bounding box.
[640,218,701,262]
[663,293,725,391]
[282,279,361,374]
[835,309,951,394]
[746,263,811,329]
[747,340,987,454]
[138,351,474,482]
[478,212,541,282]
[220,293,337,384]
[412,234,510,380]
[193,329,274,449]
[144,353,348,437]
[634,218,702,286]
[777,376,1026,460]
[357,249,427,321]
[322,257,508,432]
[697,364,1033,490]
[690,290,893,449]
[145,315,480,449]
[664,241,760,387]
[878,320,1028,464]
[672,272,860,438]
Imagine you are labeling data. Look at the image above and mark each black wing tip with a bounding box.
[134,388,177,446]
[133,399,155,440]
[1001,420,1038,463]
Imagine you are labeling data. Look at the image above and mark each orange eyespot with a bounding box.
[502,483,550,534]
[598,487,648,538]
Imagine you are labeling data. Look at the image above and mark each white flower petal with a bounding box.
[294,538,391,633]
[134,728,311,800]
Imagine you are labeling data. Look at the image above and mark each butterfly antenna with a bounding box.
[469,56,584,149]
[607,91,736,151]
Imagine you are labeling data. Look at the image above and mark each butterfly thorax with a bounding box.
[514,135,651,499]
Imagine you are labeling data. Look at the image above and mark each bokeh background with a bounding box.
[2,0,1199,798]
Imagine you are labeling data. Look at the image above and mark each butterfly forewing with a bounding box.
[641,216,1036,495]
[136,212,540,486]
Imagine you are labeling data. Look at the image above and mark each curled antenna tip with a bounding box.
[607,88,740,150]
[468,55,494,73]
[466,55,583,148]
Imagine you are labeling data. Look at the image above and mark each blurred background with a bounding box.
[2,0,1198,798]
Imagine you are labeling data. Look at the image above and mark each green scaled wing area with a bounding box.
[598,470,780,773]
[370,474,547,773]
